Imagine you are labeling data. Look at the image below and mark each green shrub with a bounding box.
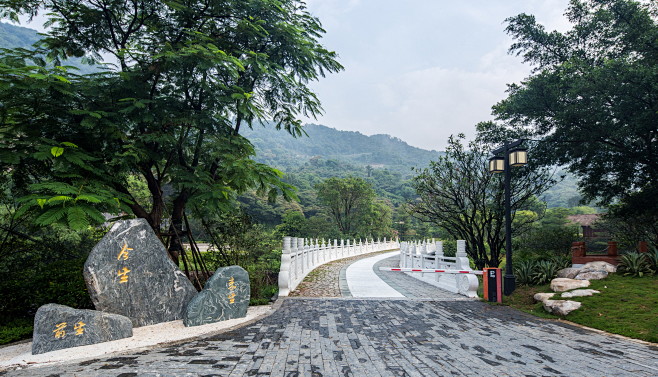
[0,319,33,345]
[644,250,658,275]
[618,252,652,277]
[532,260,560,285]
[514,260,537,286]
[552,255,572,271]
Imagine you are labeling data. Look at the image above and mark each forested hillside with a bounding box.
[241,123,441,179]
[0,22,37,48]
[0,22,98,74]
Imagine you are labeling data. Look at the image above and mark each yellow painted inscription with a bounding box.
[53,322,67,339]
[117,243,133,260]
[74,321,86,335]
[117,266,131,283]
[227,277,237,304]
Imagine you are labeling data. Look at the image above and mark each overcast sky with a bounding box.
[302,0,572,150]
[18,0,573,151]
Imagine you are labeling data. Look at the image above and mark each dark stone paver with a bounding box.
[5,252,658,376]
[6,299,657,376]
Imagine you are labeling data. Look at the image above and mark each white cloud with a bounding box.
[302,0,575,150]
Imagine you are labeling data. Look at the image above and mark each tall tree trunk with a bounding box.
[168,191,190,265]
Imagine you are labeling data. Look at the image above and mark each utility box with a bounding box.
[483,268,502,303]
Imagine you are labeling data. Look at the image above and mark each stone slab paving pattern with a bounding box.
[5,299,657,376]
[3,253,657,376]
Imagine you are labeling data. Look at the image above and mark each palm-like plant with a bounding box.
[533,260,559,285]
[514,260,537,286]
[618,252,652,277]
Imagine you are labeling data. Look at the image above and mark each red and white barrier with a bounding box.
[380,267,482,275]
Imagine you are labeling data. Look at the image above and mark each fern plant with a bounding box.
[643,250,658,275]
[514,260,537,286]
[551,255,572,271]
[618,252,652,277]
[533,260,559,285]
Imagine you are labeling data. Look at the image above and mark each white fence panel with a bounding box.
[399,240,479,298]
[278,237,400,296]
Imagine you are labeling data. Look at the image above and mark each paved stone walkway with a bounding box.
[3,253,658,376]
[290,250,393,297]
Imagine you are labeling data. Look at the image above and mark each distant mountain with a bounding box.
[0,22,99,74]
[241,123,441,178]
[0,22,39,49]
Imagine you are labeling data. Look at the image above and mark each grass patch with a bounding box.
[501,274,658,343]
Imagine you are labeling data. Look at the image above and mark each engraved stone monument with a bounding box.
[83,219,197,327]
[184,265,250,327]
[32,304,132,355]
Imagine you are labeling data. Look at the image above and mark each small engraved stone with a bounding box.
[32,304,132,355]
[184,266,250,326]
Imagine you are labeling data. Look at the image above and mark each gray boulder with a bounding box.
[557,267,581,279]
[184,266,250,327]
[84,219,197,327]
[561,289,600,298]
[533,293,555,303]
[32,304,132,355]
[582,261,617,273]
[575,270,608,280]
[550,278,590,292]
[542,300,582,316]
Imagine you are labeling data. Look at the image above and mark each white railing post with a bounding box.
[278,236,292,296]
[297,237,305,284]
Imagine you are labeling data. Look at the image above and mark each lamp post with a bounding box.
[488,139,527,296]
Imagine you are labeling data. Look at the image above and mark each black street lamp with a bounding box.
[488,139,527,296]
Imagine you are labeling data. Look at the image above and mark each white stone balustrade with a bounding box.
[278,236,399,296]
[400,240,479,298]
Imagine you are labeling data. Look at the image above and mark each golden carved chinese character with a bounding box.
[117,243,133,260]
[74,321,86,335]
[53,322,67,339]
[117,267,131,283]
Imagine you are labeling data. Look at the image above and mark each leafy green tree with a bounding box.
[488,0,658,220]
[0,0,342,261]
[409,134,556,269]
[359,199,394,240]
[275,210,308,238]
[315,177,377,237]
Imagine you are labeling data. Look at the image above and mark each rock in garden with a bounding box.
[557,267,581,279]
[550,278,590,292]
[184,265,250,327]
[84,219,197,327]
[561,289,600,298]
[32,304,132,355]
[582,261,617,273]
[575,270,608,280]
[542,300,582,316]
[533,293,555,303]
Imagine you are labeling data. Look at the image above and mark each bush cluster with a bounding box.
[513,256,571,286]
[617,251,658,277]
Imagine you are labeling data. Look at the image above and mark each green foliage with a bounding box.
[0,224,99,338]
[0,0,342,259]
[617,252,653,277]
[514,260,537,286]
[315,176,393,239]
[0,318,33,345]
[532,260,559,285]
[410,134,556,268]
[490,0,658,220]
[645,250,658,274]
